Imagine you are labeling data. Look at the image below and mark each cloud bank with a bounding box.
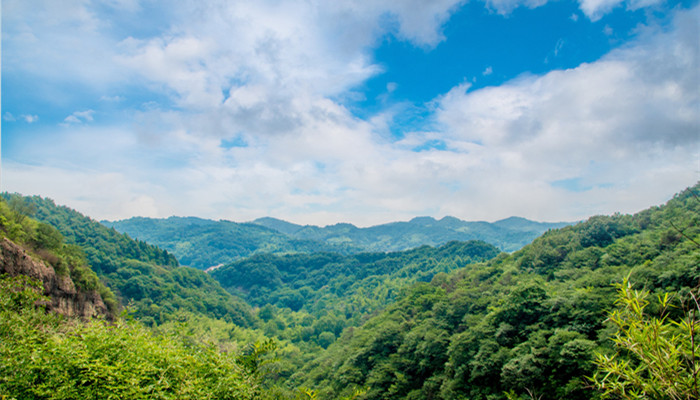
[3,0,698,226]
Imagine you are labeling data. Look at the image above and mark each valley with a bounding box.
[1,184,698,399]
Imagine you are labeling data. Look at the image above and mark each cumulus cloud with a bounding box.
[430,4,699,219]
[3,0,697,225]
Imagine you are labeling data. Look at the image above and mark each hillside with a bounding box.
[294,184,700,399]
[254,216,570,253]
[103,216,360,270]
[212,241,498,347]
[3,194,255,327]
[0,196,116,319]
[3,185,697,400]
[104,215,568,270]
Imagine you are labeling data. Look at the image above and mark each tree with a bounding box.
[590,279,700,399]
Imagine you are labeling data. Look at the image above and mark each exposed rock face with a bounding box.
[0,237,109,319]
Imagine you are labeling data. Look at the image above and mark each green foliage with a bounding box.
[0,196,119,314]
[212,241,499,351]
[0,274,275,400]
[2,194,255,327]
[3,183,698,400]
[104,216,353,270]
[105,215,568,270]
[295,183,699,399]
[590,279,700,399]
[254,216,570,254]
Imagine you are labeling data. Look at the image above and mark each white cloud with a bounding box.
[3,0,125,92]
[22,115,39,123]
[3,1,698,226]
[63,110,95,124]
[431,4,699,220]
[485,0,549,14]
[577,0,665,20]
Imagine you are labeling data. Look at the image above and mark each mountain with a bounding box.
[252,215,571,253]
[3,194,255,327]
[103,216,359,270]
[212,239,500,325]
[0,197,115,319]
[295,184,700,400]
[2,184,697,400]
[210,240,501,381]
[0,204,275,400]
[104,215,568,270]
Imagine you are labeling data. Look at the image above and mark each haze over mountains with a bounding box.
[103,215,571,270]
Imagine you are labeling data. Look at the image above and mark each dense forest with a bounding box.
[103,216,356,270]
[104,214,568,269]
[2,194,255,326]
[292,185,699,399]
[250,216,570,253]
[1,184,698,399]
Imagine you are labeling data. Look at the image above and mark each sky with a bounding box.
[2,0,699,227]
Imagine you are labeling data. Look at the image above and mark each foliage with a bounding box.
[212,240,499,353]
[254,216,570,253]
[0,274,276,400]
[105,215,568,270]
[590,279,700,399]
[3,183,698,400]
[104,216,356,269]
[294,183,699,399]
[0,197,119,313]
[2,194,255,326]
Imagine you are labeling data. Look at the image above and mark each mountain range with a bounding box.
[103,215,570,269]
[1,184,698,399]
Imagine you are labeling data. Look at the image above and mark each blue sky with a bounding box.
[2,0,699,226]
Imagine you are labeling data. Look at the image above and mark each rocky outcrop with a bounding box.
[0,237,110,319]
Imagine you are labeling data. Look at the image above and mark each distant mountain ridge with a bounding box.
[104,215,570,269]
[102,216,359,270]
[251,215,571,253]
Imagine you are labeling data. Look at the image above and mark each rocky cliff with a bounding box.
[0,238,110,319]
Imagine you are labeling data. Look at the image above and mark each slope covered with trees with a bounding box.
[0,196,118,318]
[211,241,499,353]
[294,184,699,399]
[3,184,697,400]
[104,216,360,269]
[0,274,278,400]
[105,215,568,270]
[253,216,570,253]
[2,194,255,327]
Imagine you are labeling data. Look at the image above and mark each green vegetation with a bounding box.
[211,240,499,379]
[105,215,568,270]
[103,216,358,269]
[291,184,699,399]
[0,274,277,400]
[1,184,697,399]
[2,194,255,326]
[0,196,118,313]
[253,216,570,253]
[591,279,699,399]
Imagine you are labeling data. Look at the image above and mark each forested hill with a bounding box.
[103,216,360,270]
[105,215,569,269]
[295,184,700,399]
[0,195,278,399]
[2,194,255,327]
[253,216,570,253]
[211,240,499,338]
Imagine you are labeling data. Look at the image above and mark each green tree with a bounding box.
[590,279,700,399]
